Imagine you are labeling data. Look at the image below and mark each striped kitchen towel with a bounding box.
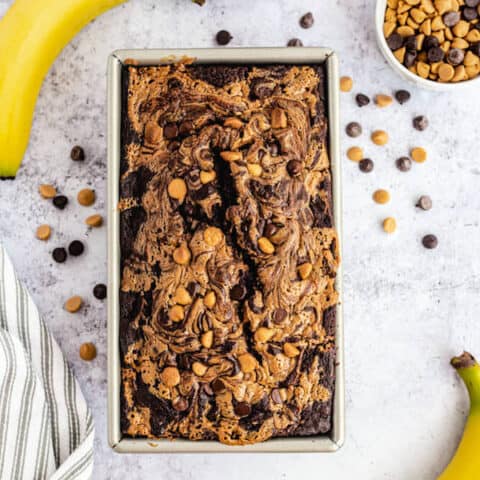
[0,246,94,480]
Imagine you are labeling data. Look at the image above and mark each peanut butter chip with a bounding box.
[161,367,180,387]
[200,170,216,184]
[340,76,353,92]
[36,224,51,241]
[173,286,192,305]
[258,237,275,254]
[79,342,97,361]
[254,327,275,343]
[169,305,185,322]
[167,178,187,203]
[85,214,103,227]
[238,353,257,373]
[204,226,223,247]
[411,147,427,163]
[201,330,214,348]
[224,117,243,129]
[65,296,83,313]
[39,184,57,199]
[247,163,262,177]
[173,245,191,265]
[271,108,288,128]
[438,63,455,81]
[203,291,216,309]
[220,151,242,162]
[397,25,415,36]
[453,20,469,38]
[371,130,389,146]
[298,262,313,280]
[373,189,391,204]
[347,146,364,162]
[375,94,393,107]
[283,342,300,358]
[77,189,95,207]
[383,217,397,233]
[192,362,208,376]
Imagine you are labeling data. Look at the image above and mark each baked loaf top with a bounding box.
[119,61,339,445]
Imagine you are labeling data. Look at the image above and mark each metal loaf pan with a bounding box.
[107,48,343,453]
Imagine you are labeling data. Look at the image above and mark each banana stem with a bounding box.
[451,352,480,408]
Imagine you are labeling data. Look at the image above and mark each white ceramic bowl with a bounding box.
[375,0,480,91]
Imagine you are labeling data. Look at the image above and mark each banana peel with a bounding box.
[438,352,480,480]
[0,0,127,178]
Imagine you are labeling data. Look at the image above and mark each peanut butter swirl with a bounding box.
[119,63,339,445]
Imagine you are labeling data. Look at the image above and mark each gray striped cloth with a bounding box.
[0,246,94,480]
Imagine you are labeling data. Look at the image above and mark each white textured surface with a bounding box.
[0,0,479,478]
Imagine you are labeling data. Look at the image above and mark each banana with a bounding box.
[0,0,126,178]
[438,352,480,480]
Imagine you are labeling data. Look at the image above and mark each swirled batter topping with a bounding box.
[119,62,339,445]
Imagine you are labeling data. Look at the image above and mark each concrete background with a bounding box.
[1,0,479,478]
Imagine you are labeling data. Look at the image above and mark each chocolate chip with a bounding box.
[263,222,278,237]
[93,283,107,300]
[466,0,480,6]
[172,397,189,412]
[287,38,303,47]
[386,33,404,51]
[250,79,274,100]
[463,7,478,21]
[248,292,264,313]
[345,121,362,137]
[423,35,440,51]
[404,35,417,51]
[179,120,194,136]
[300,12,314,29]
[70,146,85,161]
[273,308,287,324]
[168,78,183,90]
[268,141,279,156]
[52,247,67,263]
[448,48,465,66]
[187,281,200,297]
[427,47,445,63]
[230,284,246,301]
[202,383,214,396]
[271,389,283,404]
[359,158,374,173]
[404,50,418,67]
[422,234,438,249]
[395,90,411,104]
[413,115,429,131]
[471,43,480,56]
[416,195,432,211]
[396,156,412,172]
[216,30,232,46]
[53,195,68,210]
[68,240,84,256]
[443,11,461,27]
[163,123,178,139]
[234,402,251,417]
[193,183,215,200]
[168,141,181,152]
[286,160,303,177]
[211,378,225,393]
[355,93,370,107]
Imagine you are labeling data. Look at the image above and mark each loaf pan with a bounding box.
[107,47,344,453]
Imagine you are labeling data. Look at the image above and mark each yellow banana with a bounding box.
[438,352,480,480]
[0,0,126,178]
